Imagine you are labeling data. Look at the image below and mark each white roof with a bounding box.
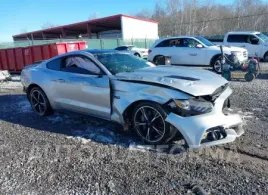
[158,36,195,40]
[119,45,135,47]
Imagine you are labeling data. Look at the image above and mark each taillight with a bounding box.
[148,49,152,54]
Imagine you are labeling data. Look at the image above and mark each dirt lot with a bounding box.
[0,66,268,195]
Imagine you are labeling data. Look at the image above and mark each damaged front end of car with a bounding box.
[165,84,244,148]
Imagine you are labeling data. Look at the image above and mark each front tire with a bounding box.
[29,87,53,116]
[132,102,177,144]
[211,56,222,73]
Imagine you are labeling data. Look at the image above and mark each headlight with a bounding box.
[168,98,213,116]
[231,51,242,57]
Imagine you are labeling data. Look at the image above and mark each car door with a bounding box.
[244,35,261,57]
[50,54,111,119]
[226,34,248,49]
[158,38,183,65]
[178,38,206,65]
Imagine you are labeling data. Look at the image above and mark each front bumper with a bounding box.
[237,53,248,63]
[165,86,244,148]
[141,53,148,59]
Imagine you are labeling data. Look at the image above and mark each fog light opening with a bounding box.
[201,127,227,143]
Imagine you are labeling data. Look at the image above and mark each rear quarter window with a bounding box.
[156,39,171,47]
[46,58,62,71]
[227,35,247,43]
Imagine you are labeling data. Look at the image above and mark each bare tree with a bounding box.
[41,22,58,29]
[20,28,28,33]
[135,9,152,19]
[134,0,268,37]
[88,12,101,20]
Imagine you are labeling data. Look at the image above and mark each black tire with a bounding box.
[132,102,177,145]
[153,55,164,65]
[264,52,268,62]
[29,87,53,116]
[211,56,222,73]
[222,71,231,81]
[245,72,255,82]
[134,53,141,58]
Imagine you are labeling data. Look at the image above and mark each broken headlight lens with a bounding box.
[168,98,213,116]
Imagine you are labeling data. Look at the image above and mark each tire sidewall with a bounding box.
[134,53,141,57]
[264,52,268,62]
[132,102,176,145]
[153,55,164,65]
[245,73,255,82]
[212,56,222,73]
[29,87,52,116]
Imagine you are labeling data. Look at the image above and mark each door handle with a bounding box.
[188,53,197,56]
[241,45,246,47]
[51,79,65,82]
[56,79,65,83]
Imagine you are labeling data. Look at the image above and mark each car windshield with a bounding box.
[94,53,155,74]
[255,33,268,42]
[195,36,214,46]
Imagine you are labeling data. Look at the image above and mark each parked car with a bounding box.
[115,45,148,58]
[210,31,268,60]
[21,50,244,148]
[147,36,248,73]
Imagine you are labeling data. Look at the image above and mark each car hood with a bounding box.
[115,66,228,96]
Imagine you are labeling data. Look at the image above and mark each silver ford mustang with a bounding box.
[21,50,244,148]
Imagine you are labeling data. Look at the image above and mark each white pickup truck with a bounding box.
[148,36,248,73]
[211,31,268,60]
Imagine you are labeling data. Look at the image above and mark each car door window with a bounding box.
[246,35,259,45]
[182,38,199,48]
[63,56,102,75]
[169,39,183,47]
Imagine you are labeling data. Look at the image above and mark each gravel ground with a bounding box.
[0,65,268,195]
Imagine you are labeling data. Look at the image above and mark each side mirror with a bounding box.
[196,44,203,48]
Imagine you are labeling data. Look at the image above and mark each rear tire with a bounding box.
[29,87,53,116]
[222,71,231,81]
[264,52,268,62]
[134,53,141,58]
[153,55,164,65]
[132,102,177,145]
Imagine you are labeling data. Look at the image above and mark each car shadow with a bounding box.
[0,94,186,155]
[256,73,268,80]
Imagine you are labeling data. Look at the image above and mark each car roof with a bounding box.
[46,49,128,62]
[84,49,118,54]
[117,45,135,47]
[158,36,196,40]
[151,36,200,48]
[227,31,261,35]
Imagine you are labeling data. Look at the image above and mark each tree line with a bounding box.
[135,0,268,38]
